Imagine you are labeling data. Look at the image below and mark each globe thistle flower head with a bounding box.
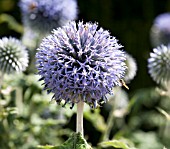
[36,21,127,108]
[19,0,78,35]
[148,45,170,85]
[150,13,170,47]
[0,37,29,74]
[124,53,137,83]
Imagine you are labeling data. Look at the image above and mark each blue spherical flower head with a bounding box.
[19,0,78,34]
[36,21,127,108]
[0,37,29,74]
[150,13,170,47]
[148,45,170,85]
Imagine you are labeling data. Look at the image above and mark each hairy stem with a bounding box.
[76,100,84,136]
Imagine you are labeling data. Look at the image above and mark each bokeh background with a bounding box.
[1,0,170,149]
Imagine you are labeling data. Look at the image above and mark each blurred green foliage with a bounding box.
[1,0,170,149]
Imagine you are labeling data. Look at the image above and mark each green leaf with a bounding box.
[130,131,163,149]
[6,107,18,114]
[84,108,107,132]
[156,107,170,120]
[37,133,93,149]
[37,145,55,149]
[99,140,136,149]
[0,13,23,33]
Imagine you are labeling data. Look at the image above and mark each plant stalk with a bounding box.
[76,100,84,136]
[0,72,4,95]
[101,104,115,141]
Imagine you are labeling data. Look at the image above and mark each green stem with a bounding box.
[16,87,23,115]
[0,72,4,98]
[101,106,115,141]
[76,101,84,136]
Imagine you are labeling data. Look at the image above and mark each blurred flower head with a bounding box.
[36,21,127,108]
[124,53,137,83]
[150,13,170,47]
[19,0,78,34]
[21,27,40,49]
[0,37,29,74]
[107,87,129,117]
[148,45,170,85]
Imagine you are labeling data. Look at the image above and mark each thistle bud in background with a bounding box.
[124,53,137,83]
[148,45,170,86]
[36,21,127,108]
[0,37,29,74]
[150,13,170,47]
[19,0,78,35]
[21,27,40,49]
[107,87,129,117]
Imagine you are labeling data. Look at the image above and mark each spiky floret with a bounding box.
[150,13,170,47]
[148,45,170,85]
[36,21,127,108]
[19,0,78,34]
[0,37,29,74]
